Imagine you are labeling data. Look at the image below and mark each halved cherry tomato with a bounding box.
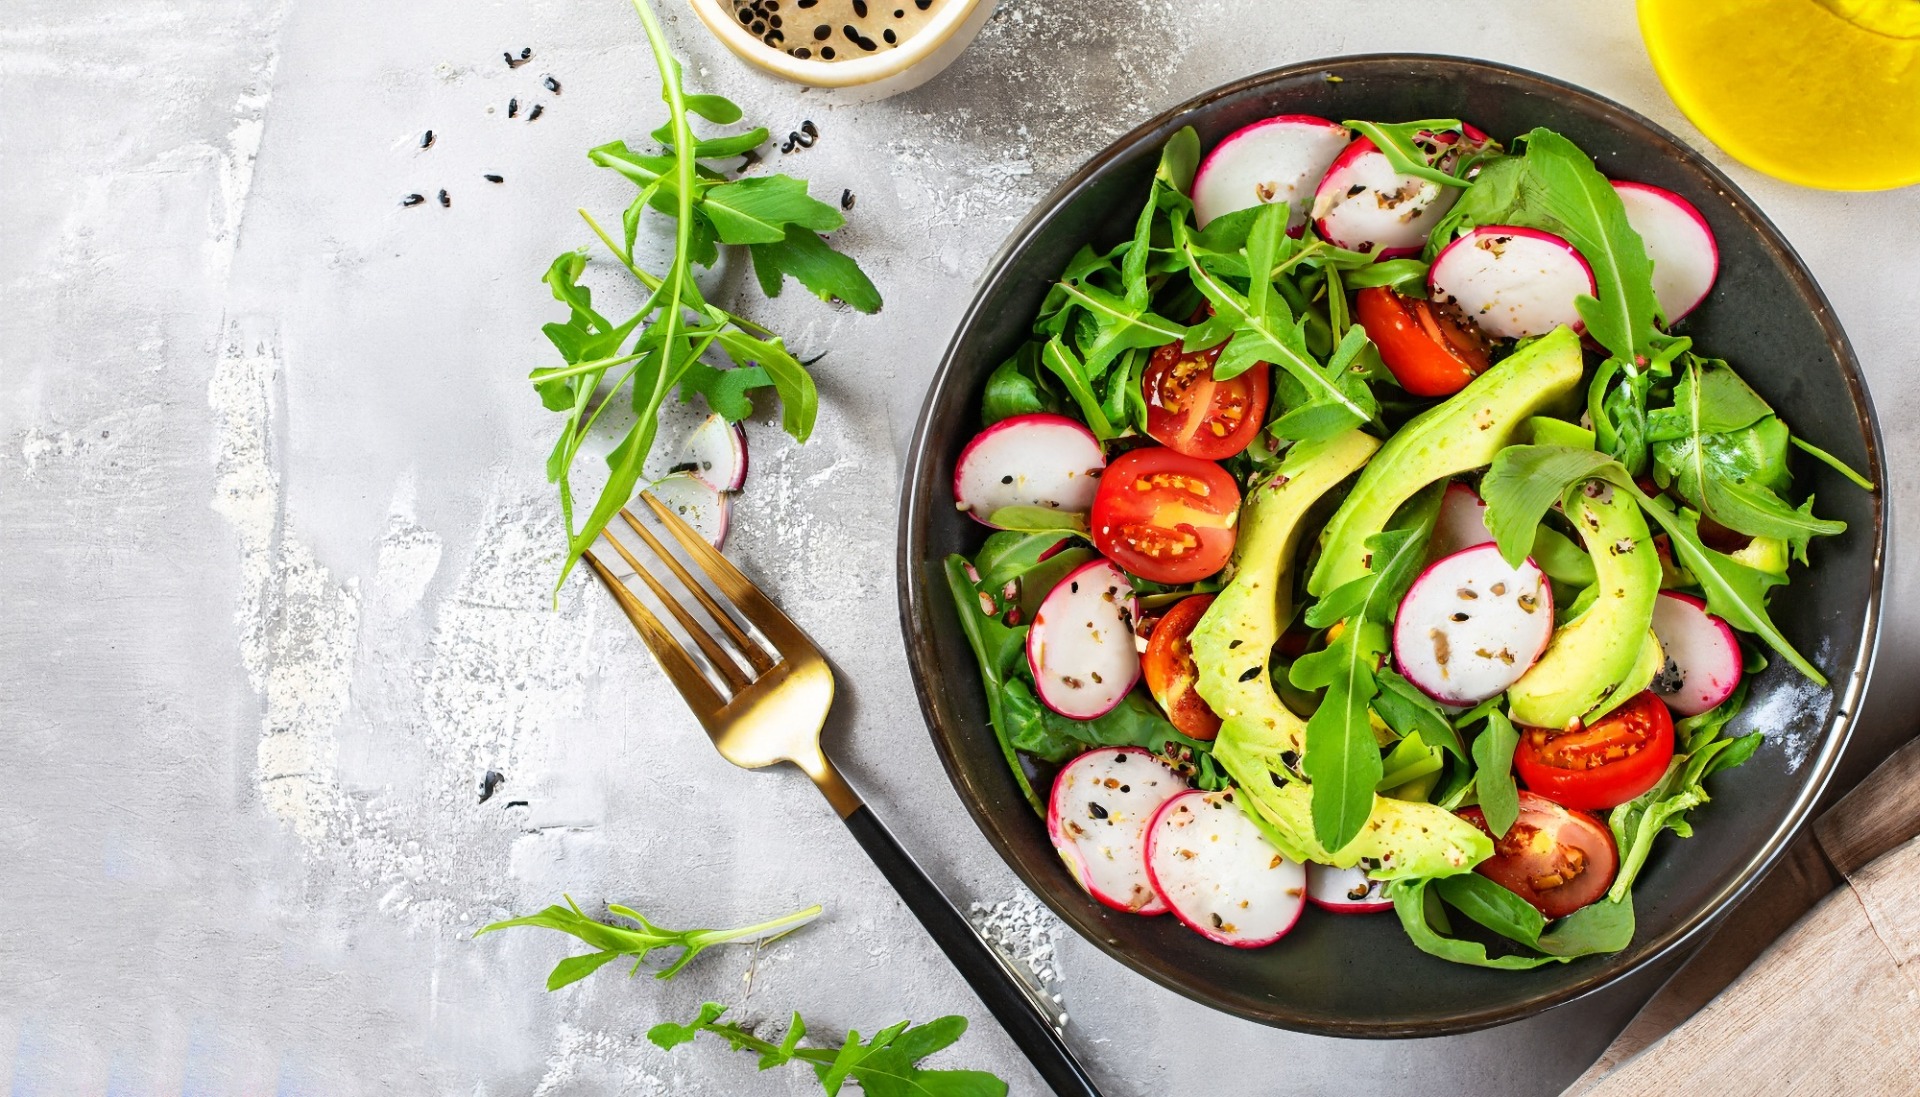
[1142,337,1271,460]
[1353,286,1491,397]
[1515,691,1676,811]
[1142,594,1222,740]
[1090,447,1240,585]
[1458,791,1619,919]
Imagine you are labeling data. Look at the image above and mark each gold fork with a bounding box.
[585,493,1105,1097]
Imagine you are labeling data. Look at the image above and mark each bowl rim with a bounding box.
[686,0,988,88]
[895,53,1887,1036]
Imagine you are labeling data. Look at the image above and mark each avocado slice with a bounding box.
[1507,479,1663,729]
[1192,429,1492,879]
[1308,326,1587,598]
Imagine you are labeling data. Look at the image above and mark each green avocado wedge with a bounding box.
[1308,326,1587,599]
[1192,429,1492,880]
[1508,479,1663,729]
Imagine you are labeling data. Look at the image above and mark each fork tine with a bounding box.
[617,508,777,675]
[599,524,753,692]
[639,492,817,657]
[584,547,730,717]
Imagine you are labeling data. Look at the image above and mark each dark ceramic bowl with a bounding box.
[897,56,1885,1036]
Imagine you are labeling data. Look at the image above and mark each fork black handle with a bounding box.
[843,805,1106,1097]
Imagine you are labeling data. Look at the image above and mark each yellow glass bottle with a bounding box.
[1639,0,1920,190]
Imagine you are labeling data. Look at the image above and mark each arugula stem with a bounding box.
[532,350,648,384]
[578,207,783,341]
[1790,434,1876,491]
[687,903,824,948]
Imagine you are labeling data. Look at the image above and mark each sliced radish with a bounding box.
[1393,544,1554,706]
[1145,790,1306,947]
[1192,115,1350,233]
[1026,558,1140,719]
[675,413,748,492]
[1428,481,1495,561]
[1311,137,1465,258]
[1613,181,1719,323]
[1649,591,1741,717]
[1428,226,1596,340]
[1305,862,1392,914]
[1047,747,1186,914]
[646,473,730,548]
[953,413,1106,528]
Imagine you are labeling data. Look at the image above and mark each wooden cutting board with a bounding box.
[1569,735,1920,1093]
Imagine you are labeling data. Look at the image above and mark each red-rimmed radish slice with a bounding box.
[1305,862,1391,914]
[1428,482,1495,561]
[953,413,1105,528]
[1192,114,1350,233]
[1145,790,1306,946]
[1393,544,1554,705]
[1428,226,1596,340]
[1612,181,1719,323]
[1027,558,1140,719]
[1046,747,1186,914]
[646,473,731,548]
[1649,591,1741,716]
[1311,137,1465,258]
[677,413,749,492]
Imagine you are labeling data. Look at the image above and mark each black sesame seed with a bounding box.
[1088,802,1109,820]
[544,75,561,94]
[401,193,425,206]
[1238,666,1261,682]
[438,189,450,207]
[740,7,754,22]
[483,173,504,183]
[503,51,515,66]
[852,0,867,15]
[478,770,505,803]
[527,103,544,121]
[894,7,904,14]
[419,129,434,149]
[883,27,895,43]
[801,119,818,138]
[521,47,532,59]
[843,24,877,49]
[999,474,1013,485]
[752,19,766,33]
[508,97,518,118]
[797,0,815,6]
[915,0,931,8]
[790,45,811,58]
[814,23,830,38]
[770,14,782,27]
[819,45,834,58]
[841,188,855,210]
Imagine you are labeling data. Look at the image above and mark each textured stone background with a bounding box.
[4,0,1917,1093]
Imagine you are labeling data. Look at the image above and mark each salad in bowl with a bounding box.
[941,115,1871,968]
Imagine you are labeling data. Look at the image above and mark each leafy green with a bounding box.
[1790,433,1875,491]
[1290,485,1443,849]
[1393,876,1634,969]
[532,0,879,586]
[1372,667,1466,760]
[1343,119,1499,189]
[476,895,821,988]
[1608,683,1761,900]
[1648,356,1846,551]
[651,1003,1007,1097]
[980,346,1060,424]
[944,555,1043,812]
[1470,711,1521,838]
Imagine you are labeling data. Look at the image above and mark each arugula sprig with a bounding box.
[1608,682,1763,901]
[534,0,881,585]
[476,894,821,989]
[651,1003,1008,1097]
[1289,483,1443,849]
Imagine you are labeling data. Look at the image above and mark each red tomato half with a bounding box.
[1142,337,1271,460]
[1142,594,1223,741]
[1515,691,1677,811]
[1459,792,1618,919]
[1090,447,1240,585]
[1354,287,1491,397]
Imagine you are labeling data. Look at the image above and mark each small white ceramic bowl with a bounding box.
[688,0,995,99]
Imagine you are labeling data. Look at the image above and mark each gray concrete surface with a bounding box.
[4,0,1918,1093]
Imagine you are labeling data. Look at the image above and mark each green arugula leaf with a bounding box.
[1372,667,1467,759]
[944,555,1044,812]
[748,223,883,311]
[1343,119,1497,188]
[1038,337,1117,439]
[476,894,821,986]
[1394,877,1634,969]
[1470,711,1521,838]
[650,1004,1007,1097]
[1290,486,1444,849]
[1608,683,1760,900]
[980,345,1062,424]
[702,175,846,244]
